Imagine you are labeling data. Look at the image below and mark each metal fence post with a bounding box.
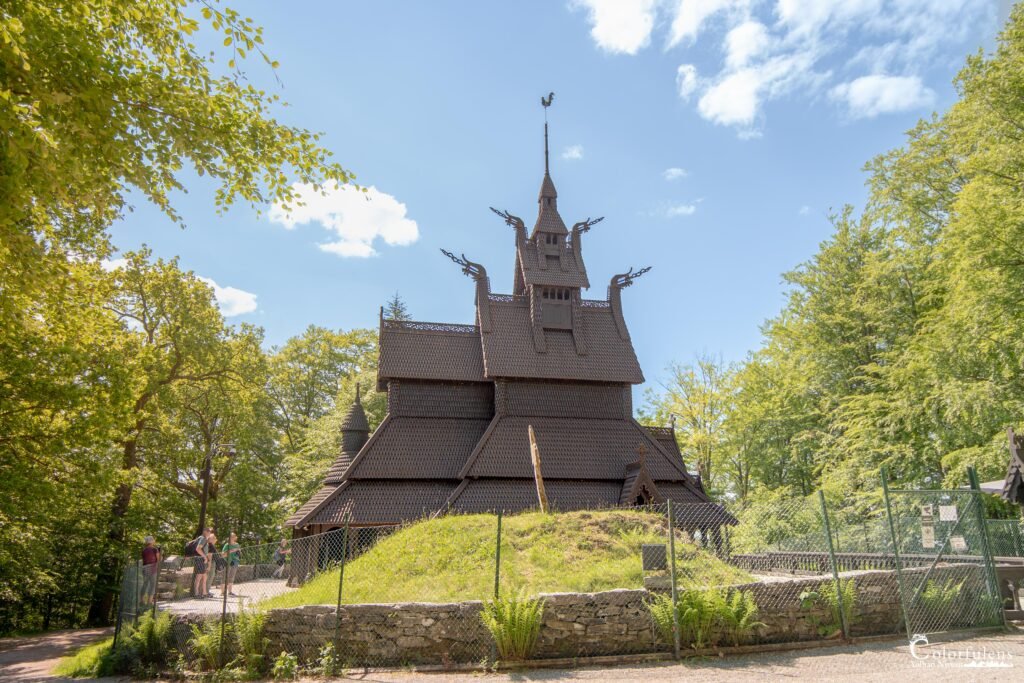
[151,558,160,620]
[335,516,351,648]
[493,510,502,599]
[881,466,912,640]
[219,557,229,669]
[819,491,848,639]
[968,466,1006,627]
[666,500,681,660]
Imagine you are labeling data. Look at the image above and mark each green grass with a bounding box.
[52,637,114,678]
[264,509,751,608]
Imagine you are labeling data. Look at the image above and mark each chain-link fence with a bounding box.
[882,482,1005,637]
[987,519,1024,558]
[109,475,1019,676]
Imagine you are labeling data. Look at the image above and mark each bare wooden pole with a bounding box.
[528,425,549,513]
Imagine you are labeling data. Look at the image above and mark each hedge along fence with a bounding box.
[161,565,986,669]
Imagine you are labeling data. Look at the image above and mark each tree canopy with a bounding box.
[645,7,1024,516]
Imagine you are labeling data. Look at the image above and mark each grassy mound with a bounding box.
[264,509,750,608]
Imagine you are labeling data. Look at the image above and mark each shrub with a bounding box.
[233,607,269,678]
[480,591,545,661]
[315,642,343,677]
[271,651,299,680]
[189,618,232,671]
[132,611,174,668]
[718,589,765,646]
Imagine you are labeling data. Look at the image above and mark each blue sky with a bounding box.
[109,0,1008,397]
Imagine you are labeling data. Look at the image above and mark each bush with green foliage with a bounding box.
[271,651,299,680]
[817,578,857,637]
[480,591,546,661]
[54,611,175,678]
[315,641,343,677]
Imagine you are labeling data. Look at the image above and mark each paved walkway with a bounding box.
[160,577,294,615]
[0,627,116,682]
[336,630,1024,682]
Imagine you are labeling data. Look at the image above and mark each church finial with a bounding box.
[355,381,361,404]
[541,91,554,175]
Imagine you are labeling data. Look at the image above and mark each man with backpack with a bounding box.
[185,527,214,598]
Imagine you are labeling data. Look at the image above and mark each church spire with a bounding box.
[534,92,566,236]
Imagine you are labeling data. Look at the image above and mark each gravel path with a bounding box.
[0,627,117,682]
[332,629,1024,683]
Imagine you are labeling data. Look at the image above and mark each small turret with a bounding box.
[325,383,370,484]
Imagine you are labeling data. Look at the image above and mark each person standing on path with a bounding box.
[222,532,241,597]
[191,527,213,598]
[140,536,161,606]
[272,538,291,579]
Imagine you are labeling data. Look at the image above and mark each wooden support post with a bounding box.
[528,425,549,513]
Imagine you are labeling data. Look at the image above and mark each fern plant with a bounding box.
[125,611,173,668]
[717,589,765,646]
[679,588,725,649]
[917,578,963,630]
[818,578,857,636]
[188,618,232,671]
[648,593,679,645]
[480,591,546,661]
[233,606,269,678]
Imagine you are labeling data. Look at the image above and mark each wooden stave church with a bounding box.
[286,112,734,554]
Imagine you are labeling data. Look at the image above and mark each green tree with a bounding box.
[385,292,412,322]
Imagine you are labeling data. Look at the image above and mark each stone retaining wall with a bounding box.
[172,565,984,666]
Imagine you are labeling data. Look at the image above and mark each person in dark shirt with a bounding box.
[141,536,161,606]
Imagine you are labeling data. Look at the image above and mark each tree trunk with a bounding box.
[87,439,138,624]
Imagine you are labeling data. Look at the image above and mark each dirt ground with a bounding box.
[0,627,115,682]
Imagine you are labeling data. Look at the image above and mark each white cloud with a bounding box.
[197,277,258,317]
[668,0,747,48]
[676,64,699,100]
[798,205,811,215]
[724,20,770,69]
[663,167,689,181]
[571,0,993,134]
[830,74,935,119]
[562,144,585,160]
[665,202,698,217]
[268,183,419,258]
[572,0,657,55]
[698,68,762,127]
[101,258,128,272]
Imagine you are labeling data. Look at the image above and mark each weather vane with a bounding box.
[541,91,554,172]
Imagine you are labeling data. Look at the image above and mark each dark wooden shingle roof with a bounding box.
[345,415,491,479]
[480,300,643,383]
[377,320,485,389]
[459,416,688,481]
